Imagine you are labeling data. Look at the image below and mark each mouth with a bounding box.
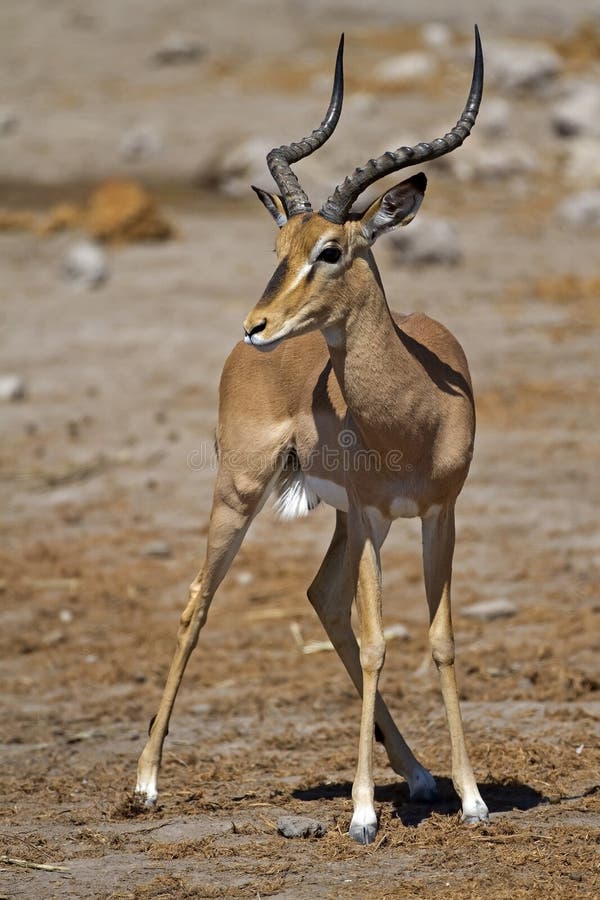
[244,332,284,352]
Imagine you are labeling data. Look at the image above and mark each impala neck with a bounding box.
[323,252,417,444]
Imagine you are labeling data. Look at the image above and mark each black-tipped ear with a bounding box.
[251,186,288,228]
[360,173,427,244]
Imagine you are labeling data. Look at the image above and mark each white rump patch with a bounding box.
[273,468,320,521]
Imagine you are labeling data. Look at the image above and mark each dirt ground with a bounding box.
[1,2,599,898]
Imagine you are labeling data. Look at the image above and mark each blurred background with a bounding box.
[1,2,599,896]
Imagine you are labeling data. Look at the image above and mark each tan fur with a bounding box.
[136,179,488,840]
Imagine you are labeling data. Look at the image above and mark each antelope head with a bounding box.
[243,29,483,350]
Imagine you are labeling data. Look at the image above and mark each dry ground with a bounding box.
[1,2,599,898]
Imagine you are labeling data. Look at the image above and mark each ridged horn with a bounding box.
[266,34,344,218]
[319,25,484,224]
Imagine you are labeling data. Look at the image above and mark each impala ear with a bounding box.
[251,186,288,228]
[360,173,427,244]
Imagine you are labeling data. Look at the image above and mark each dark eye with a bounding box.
[317,246,342,264]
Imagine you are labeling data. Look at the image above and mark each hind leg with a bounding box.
[135,460,277,805]
[422,503,488,822]
[307,511,436,802]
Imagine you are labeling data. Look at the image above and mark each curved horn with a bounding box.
[267,34,344,218]
[319,25,484,224]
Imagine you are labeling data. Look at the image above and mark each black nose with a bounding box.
[245,318,267,338]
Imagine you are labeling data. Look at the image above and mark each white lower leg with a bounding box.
[438,663,488,822]
[135,749,159,805]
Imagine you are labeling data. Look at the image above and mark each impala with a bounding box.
[136,27,488,843]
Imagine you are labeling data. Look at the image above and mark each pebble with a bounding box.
[389,215,462,266]
[557,190,600,227]
[0,107,18,136]
[63,240,108,289]
[462,599,517,621]
[200,136,275,198]
[374,52,436,84]
[152,33,205,66]
[486,40,561,93]
[552,82,600,139]
[0,374,26,401]
[142,540,172,559]
[421,23,452,49]
[563,138,600,185]
[277,816,327,839]
[235,570,254,586]
[478,96,511,139]
[450,141,540,182]
[119,124,162,161]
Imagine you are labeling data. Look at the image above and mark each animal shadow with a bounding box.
[293,777,547,827]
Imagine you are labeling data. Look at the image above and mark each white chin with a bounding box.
[247,335,284,352]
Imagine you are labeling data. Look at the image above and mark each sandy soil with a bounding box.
[1,2,599,898]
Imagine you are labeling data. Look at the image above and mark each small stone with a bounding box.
[478,97,511,139]
[63,240,108,289]
[0,374,26,401]
[421,23,452,49]
[486,40,561,93]
[384,623,411,642]
[235,570,254,586]
[152,33,205,66]
[58,609,74,624]
[449,140,540,181]
[142,540,172,559]
[552,82,600,139]
[374,52,436,84]
[462,599,517,621]
[198,136,275,199]
[558,190,600,228]
[0,107,18,136]
[119,124,162,162]
[389,215,462,267]
[277,815,327,839]
[563,138,600,185]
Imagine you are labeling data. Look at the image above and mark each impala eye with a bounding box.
[317,246,342,264]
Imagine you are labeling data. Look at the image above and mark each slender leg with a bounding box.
[307,510,436,801]
[421,503,489,822]
[135,467,275,805]
[343,504,387,844]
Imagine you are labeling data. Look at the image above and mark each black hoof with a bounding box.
[349,822,378,845]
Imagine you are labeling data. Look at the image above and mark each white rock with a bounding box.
[563,138,600,185]
[203,136,274,198]
[462,599,517,621]
[277,816,327,839]
[552,82,600,139]
[421,22,452,49]
[152,33,204,66]
[450,140,540,181]
[389,215,462,266]
[63,241,108,289]
[142,540,172,559]
[478,96,511,139]
[558,190,600,227]
[0,374,26,401]
[374,52,437,84]
[235,570,254,586]
[119,124,162,161]
[486,40,561,93]
[0,107,18,136]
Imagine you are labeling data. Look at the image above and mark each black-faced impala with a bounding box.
[136,27,488,843]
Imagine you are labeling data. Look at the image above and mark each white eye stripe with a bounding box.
[286,262,313,291]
